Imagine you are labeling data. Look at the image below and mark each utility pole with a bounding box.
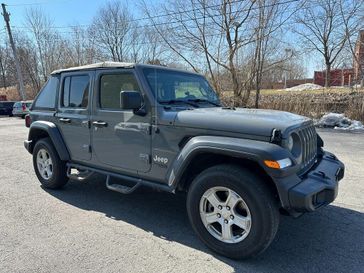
[1,3,25,100]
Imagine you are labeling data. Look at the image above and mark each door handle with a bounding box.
[59,118,71,124]
[92,121,108,128]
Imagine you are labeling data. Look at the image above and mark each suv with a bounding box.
[0,101,15,116]
[24,62,344,259]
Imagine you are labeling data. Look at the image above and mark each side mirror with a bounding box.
[120,91,142,110]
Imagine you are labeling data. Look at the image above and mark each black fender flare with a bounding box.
[167,136,298,188]
[26,121,70,161]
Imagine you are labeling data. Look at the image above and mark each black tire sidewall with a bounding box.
[33,138,68,189]
[187,165,279,259]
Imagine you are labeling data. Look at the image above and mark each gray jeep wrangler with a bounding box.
[25,62,344,259]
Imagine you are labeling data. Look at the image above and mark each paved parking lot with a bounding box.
[0,117,363,273]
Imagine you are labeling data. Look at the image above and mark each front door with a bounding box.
[56,71,92,162]
[91,70,152,173]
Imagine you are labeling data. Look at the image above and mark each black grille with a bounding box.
[297,125,317,174]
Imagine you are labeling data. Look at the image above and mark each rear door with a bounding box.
[91,69,152,173]
[56,71,93,162]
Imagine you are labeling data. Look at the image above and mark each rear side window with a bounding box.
[33,77,59,109]
[62,75,89,108]
[99,73,140,110]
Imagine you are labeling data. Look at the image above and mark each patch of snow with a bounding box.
[286,83,323,92]
[315,113,364,130]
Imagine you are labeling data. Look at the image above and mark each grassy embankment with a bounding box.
[220,87,364,122]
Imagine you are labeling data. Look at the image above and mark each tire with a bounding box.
[186,164,279,260]
[32,137,68,189]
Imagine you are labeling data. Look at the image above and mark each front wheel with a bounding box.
[33,138,68,189]
[187,164,279,259]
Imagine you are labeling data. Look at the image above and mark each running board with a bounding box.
[106,175,140,194]
[66,163,175,194]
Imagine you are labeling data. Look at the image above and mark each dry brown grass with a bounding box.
[220,88,364,122]
[0,85,37,101]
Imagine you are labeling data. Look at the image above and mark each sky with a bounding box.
[2,0,318,77]
[4,0,147,27]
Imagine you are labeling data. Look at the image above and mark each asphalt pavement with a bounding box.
[0,117,363,273]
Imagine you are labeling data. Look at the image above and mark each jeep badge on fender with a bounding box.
[153,155,168,165]
[24,62,345,259]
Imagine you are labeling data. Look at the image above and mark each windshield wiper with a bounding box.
[187,98,221,106]
[159,99,199,108]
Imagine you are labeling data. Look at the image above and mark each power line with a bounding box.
[11,0,300,30]
[7,0,302,50]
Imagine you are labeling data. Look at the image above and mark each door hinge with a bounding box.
[82,120,91,128]
[139,153,151,164]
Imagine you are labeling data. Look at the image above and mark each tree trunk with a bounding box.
[325,62,331,88]
[255,88,260,108]
[0,58,6,89]
[241,89,251,106]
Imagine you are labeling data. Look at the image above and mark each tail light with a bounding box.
[22,103,26,111]
[25,114,31,128]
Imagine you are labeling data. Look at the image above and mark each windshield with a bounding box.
[142,68,219,105]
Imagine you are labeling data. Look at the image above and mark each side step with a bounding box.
[66,163,174,194]
[67,166,94,181]
[106,175,140,194]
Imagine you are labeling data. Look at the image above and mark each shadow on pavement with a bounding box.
[45,175,364,273]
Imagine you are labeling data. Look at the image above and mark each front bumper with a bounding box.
[287,152,344,212]
[24,140,32,154]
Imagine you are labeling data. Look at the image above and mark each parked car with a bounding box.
[24,62,345,259]
[12,101,33,118]
[0,101,15,116]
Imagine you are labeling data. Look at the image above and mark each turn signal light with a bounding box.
[264,160,280,169]
[264,158,292,169]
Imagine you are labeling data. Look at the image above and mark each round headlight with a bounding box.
[284,133,302,160]
[286,135,294,151]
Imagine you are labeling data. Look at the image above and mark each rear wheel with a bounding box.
[33,138,68,189]
[187,164,279,259]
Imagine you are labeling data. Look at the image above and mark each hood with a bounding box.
[173,107,310,137]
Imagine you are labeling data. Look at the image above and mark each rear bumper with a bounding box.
[287,152,344,212]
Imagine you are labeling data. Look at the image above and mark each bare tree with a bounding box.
[0,45,9,89]
[143,0,257,103]
[25,7,68,82]
[252,0,301,107]
[67,26,100,66]
[143,0,299,105]
[295,0,362,87]
[141,27,165,64]
[89,1,134,62]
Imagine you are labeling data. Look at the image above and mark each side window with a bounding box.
[99,73,140,110]
[62,75,89,108]
[33,76,59,109]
